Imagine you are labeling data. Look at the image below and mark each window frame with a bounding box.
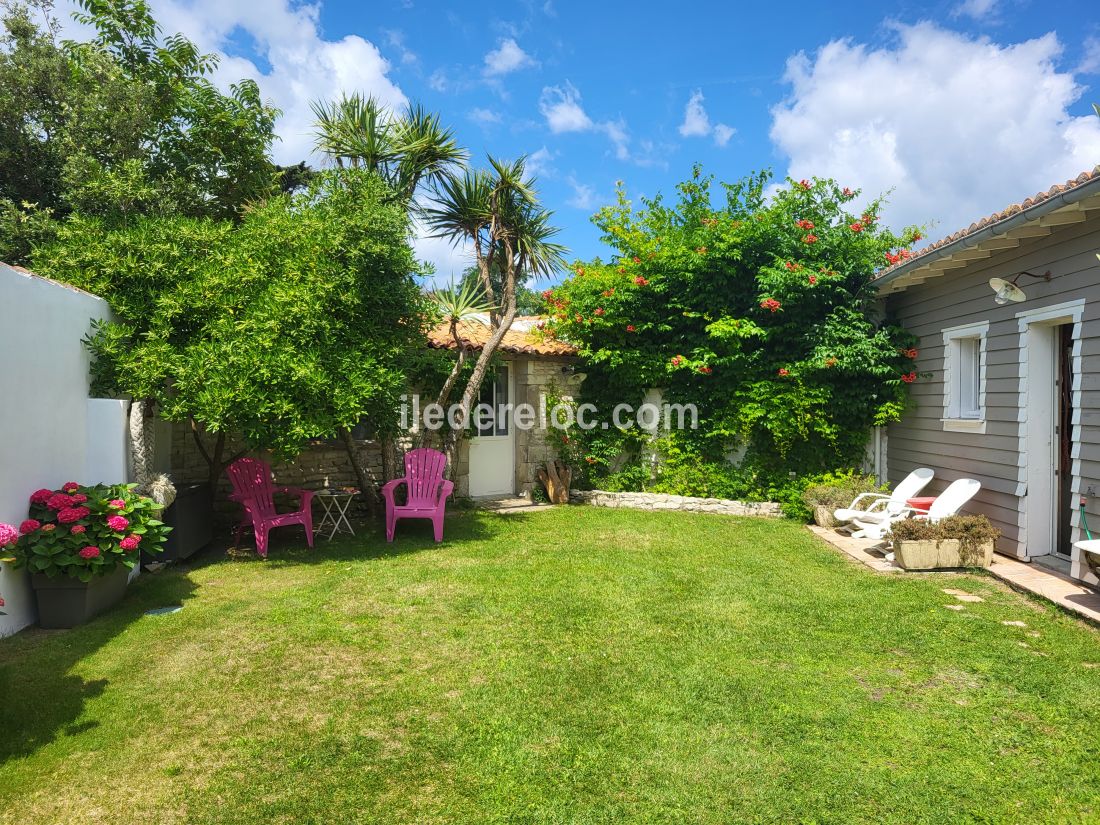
[941,321,989,433]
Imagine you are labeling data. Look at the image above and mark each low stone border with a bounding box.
[569,490,782,517]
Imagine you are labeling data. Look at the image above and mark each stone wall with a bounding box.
[570,490,782,517]
[169,423,383,522]
[514,355,584,497]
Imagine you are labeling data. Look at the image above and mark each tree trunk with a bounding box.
[190,420,246,506]
[443,299,518,473]
[420,322,468,449]
[536,459,572,504]
[339,427,379,517]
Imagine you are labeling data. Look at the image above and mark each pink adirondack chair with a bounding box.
[226,457,314,558]
[382,448,452,542]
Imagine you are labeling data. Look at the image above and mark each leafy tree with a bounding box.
[546,168,922,493]
[34,171,429,500]
[0,0,280,262]
[424,157,567,469]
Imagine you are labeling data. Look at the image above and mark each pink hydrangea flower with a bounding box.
[46,493,73,510]
[20,519,41,535]
[70,493,88,504]
[107,515,129,532]
[42,524,56,532]
[70,525,86,535]
[119,535,141,552]
[0,523,18,547]
[57,506,90,524]
[29,489,52,505]
[108,499,127,510]
[62,482,80,493]
[78,546,101,559]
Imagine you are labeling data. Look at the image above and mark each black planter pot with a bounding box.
[145,482,213,564]
[31,564,130,629]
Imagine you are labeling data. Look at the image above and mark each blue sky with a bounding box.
[58,0,1100,281]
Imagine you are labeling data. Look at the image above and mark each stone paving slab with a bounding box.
[808,525,1100,625]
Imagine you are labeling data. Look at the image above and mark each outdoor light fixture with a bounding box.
[988,270,1051,305]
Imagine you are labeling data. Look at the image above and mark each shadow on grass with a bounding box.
[220,506,508,568]
[0,569,198,764]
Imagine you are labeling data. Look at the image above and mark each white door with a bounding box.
[468,364,515,497]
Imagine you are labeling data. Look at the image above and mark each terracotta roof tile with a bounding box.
[427,316,577,357]
[876,167,1100,278]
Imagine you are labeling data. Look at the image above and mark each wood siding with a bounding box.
[884,215,1100,579]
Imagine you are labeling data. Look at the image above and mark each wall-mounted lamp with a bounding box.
[988,270,1051,305]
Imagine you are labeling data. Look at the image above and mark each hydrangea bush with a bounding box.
[12,483,170,581]
[542,168,925,501]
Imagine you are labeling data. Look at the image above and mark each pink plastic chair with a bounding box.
[382,448,453,542]
[226,457,314,558]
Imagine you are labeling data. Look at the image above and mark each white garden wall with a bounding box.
[0,264,127,635]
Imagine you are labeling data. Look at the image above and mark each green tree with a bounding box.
[34,171,429,500]
[0,0,280,262]
[547,168,922,491]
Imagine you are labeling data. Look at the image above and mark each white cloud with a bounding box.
[384,29,418,66]
[526,146,557,179]
[769,23,1100,241]
[1080,35,1100,74]
[538,82,658,164]
[679,90,711,137]
[565,176,597,210]
[539,81,594,132]
[678,90,735,147]
[713,123,736,147]
[468,107,503,126]
[952,0,999,20]
[483,38,537,76]
[54,0,408,165]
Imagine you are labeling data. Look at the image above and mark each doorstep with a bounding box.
[807,525,1100,625]
[475,497,556,515]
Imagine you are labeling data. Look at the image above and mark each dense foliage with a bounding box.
[543,168,923,502]
[0,0,279,263]
[34,170,431,473]
[12,482,169,580]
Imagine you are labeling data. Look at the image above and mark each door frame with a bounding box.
[467,362,516,498]
[1016,299,1083,561]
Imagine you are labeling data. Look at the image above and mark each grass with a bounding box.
[1,507,1099,824]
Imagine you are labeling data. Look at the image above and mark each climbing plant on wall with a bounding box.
[542,167,923,496]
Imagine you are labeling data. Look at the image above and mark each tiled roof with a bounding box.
[876,167,1100,279]
[427,315,577,357]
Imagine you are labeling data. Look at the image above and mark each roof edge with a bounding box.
[873,171,1100,293]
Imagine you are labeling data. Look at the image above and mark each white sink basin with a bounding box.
[1073,539,1100,555]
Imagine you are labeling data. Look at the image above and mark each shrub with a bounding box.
[545,169,924,480]
[801,470,886,511]
[13,483,170,581]
[891,515,1000,565]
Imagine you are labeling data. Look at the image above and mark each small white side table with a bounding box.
[314,490,357,540]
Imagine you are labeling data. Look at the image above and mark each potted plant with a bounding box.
[801,471,887,528]
[0,522,17,617]
[890,515,1000,570]
[11,483,171,628]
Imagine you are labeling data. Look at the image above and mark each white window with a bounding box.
[942,322,988,432]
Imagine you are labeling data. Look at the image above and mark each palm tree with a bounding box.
[425,155,567,468]
[310,93,465,206]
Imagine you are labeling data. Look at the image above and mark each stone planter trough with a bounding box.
[893,538,995,571]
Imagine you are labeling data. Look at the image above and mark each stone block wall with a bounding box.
[514,355,584,497]
[570,490,782,517]
[169,423,383,523]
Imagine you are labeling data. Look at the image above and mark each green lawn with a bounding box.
[2,508,1099,824]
